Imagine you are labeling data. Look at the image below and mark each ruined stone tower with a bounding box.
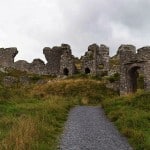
[119,45,150,95]
[0,47,18,67]
[43,46,63,75]
[81,44,109,75]
[60,44,76,76]
[43,44,76,76]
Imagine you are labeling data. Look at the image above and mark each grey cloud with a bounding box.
[0,0,150,61]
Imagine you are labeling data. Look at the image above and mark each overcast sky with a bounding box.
[0,0,150,62]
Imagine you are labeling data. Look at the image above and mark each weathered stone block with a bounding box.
[81,43,109,75]
[30,59,47,75]
[0,47,18,67]
[14,60,30,72]
[119,44,150,95]
[43,46,63,75]
[2,76,18,87]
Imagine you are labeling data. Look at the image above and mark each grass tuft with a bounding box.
[0,116,37,150]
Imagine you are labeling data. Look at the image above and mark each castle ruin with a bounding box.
[0,43,149,95]
[118,45,150,95]
[81,44,109,75]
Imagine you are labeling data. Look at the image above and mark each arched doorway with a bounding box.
[128,66,141,93]
[63,68,69,76]
[85,68,90,74]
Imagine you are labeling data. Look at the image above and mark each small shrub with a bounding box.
[98,64,104,69]
[137,74,144,89]
[107,73,120,83]
[30,75,42,82]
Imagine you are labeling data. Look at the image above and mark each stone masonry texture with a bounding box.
[0,43,149,95]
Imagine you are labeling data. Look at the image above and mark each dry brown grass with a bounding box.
[0,77,116,149]
[0,116,37,150]
[32,79,105,98]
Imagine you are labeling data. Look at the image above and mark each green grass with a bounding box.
[0,77,116,150]
[32,78,116,104]
[102,90,150,150]
[0,96,80,150]
[0,70,149,150]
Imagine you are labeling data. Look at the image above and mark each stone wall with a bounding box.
[109,55,120,76]
[0,44,149,95]
[43,46,63,75]
[99,44,109,73]
[81,44,98,75]
[119,45,150,95]
[81,44,109,75]
[60,44,76,75]
[137,47,150,91]
[15,59,47,75]
[30,59,47,75]
[14,60,30,72]
[0,47,18,67]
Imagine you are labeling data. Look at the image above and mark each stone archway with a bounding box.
[85,68,90,74]
[116,45,150,95]
[120,63,146,95]
[128,66,140,93]
[63,68,69,76]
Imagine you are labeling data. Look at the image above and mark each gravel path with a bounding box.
[60,106,133,150]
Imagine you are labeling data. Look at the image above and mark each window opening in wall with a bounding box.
[63,68,69,76]
[85,68,90,74]
[128,66,141,93]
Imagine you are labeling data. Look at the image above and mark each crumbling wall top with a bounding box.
[137,46,150,61]
[31,59,45,65]
[88,44,99,52]
[0,47,18,67]
[99,44,109,52]
[0,47,18,56]
[30,59,46,75]
[14,60,30,72]
[118,45,136,64]
[118,44,136,54]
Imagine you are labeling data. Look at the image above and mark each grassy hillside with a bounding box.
[0,73,116,150]
[32,78,116,104]
[0,96,78,150]
[102,90,150,150]
[0,69,149,150]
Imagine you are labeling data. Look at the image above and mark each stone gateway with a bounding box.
[119,45,150,95]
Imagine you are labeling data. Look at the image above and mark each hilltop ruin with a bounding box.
[0,43,149,95]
